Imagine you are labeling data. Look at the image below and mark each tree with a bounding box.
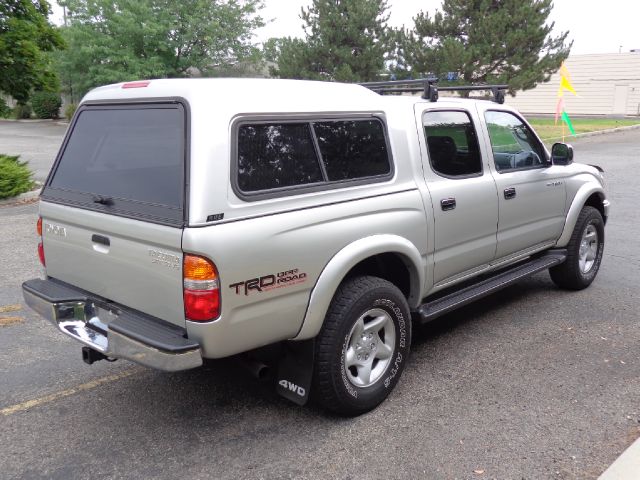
[402,0,571,92]
[0,0,64,104]
[271,0,392,82]
[55,0,264,100]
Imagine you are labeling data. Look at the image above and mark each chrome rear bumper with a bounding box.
[22,278,202,372]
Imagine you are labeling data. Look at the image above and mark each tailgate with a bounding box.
[39,100,188,327]
[40,202,185,327]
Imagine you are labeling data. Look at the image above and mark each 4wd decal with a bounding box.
[229,269,307,296]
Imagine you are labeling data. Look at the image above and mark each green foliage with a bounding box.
[31,91,61,118]
[0,1,65,104]
[270,0,392,82]
[54,0,265,100]
[64,102,77,121]
[0,155,34,199]
[13,103,32,119]
[400,0,571,92]
[0,98,10,118]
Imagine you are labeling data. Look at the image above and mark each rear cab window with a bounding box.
[42,102,187,227]
[233,117,393,199]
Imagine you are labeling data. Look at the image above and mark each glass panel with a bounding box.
[50,106,185,208]
[423,111,482,177]
[314,120,391,181]
[484,111,546,171]
[237,123,323,192]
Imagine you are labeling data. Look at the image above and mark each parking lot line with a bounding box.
[0,304,22,313]
[0,368,141,416]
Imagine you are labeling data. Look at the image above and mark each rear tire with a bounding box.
[550,206,604,290]
[312,276,411,416]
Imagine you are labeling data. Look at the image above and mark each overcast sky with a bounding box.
[52,0,640,55]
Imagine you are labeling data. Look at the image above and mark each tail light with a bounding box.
[37,217,45,266]
[183,254,220,321]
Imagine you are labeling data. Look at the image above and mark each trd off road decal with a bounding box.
[229,268,307,296]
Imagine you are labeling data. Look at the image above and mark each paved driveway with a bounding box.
[0,128,639,479]
[0,120,67,181]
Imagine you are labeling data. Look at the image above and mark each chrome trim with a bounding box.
[22,288,202,372]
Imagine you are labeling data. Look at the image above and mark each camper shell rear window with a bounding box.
[42,101,188,227]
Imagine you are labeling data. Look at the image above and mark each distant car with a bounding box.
[23,78,608,415]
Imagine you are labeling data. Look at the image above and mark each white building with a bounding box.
[506,52,640,116]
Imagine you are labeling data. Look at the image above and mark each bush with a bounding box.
[31,91,62,119]
[0,98,10,118]
[13,104,32,119]
[0,155,34,199]
[64,103,78,121]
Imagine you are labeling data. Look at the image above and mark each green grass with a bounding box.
[526,117,640,143]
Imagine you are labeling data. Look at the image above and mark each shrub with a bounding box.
[31,91,62,119]
[0,155,35,199]
[13,104,32,119]
[0,98,10,118]
[64,103,78,121]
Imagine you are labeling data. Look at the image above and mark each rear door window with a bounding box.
[43,103,186,226]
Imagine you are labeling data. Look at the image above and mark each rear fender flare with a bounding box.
[292,235,424,341]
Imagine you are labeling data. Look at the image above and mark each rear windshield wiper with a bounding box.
[93,195,114,206]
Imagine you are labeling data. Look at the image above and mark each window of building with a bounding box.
[423,111,482,178]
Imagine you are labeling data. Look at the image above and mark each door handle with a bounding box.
[91,234,110,246]
[504,187,516,200]
[440,198,456,211]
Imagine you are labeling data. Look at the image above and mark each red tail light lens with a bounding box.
[38,242,46,267]
[183,254,220,321]
[37,217,45,266]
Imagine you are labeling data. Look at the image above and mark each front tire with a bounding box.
[312,276,411,416]
[550,206,604,290]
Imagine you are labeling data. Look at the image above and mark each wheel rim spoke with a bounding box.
[375,340,393,360]
[345,346,358,368]
[363,314,388,334]
[357,361,373,385]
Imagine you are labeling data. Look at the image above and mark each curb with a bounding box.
[544,123,640,144]
[598,436,640,479]
[0,185,42,207]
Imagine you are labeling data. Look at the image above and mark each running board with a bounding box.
[417,250,567,323]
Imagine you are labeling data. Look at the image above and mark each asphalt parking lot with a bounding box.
[1,122,639,479]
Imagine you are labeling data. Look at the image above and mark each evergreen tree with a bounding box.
[403,0,571,91]
[271,0,391,82]
[0,0,64,104]
[55,0,264,100]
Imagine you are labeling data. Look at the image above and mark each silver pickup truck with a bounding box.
[22,78,608,415]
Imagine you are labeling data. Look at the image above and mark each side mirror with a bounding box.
[551,142,574,165]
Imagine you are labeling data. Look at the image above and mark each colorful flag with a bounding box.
[555,62,578,139]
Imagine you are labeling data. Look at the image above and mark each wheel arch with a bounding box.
[292,235,424,341]
[556,184,607,248]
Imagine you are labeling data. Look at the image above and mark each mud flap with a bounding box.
[276,339,314,406]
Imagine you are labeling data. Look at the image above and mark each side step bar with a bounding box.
[416,250,567,323]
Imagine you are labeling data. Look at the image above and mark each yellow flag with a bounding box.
[560,75,577,96]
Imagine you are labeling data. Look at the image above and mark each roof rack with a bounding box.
[359,78,508,104]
